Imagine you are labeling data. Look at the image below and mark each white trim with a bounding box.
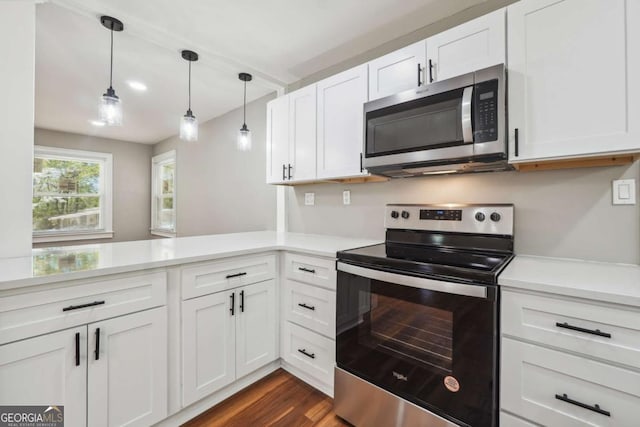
[151,150,177,235]
[33,146,113,242]
[33,231,114,243]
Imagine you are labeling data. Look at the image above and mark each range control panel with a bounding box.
[385,204,514,236]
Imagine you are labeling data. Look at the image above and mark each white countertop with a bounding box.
[499,255,640,307]
[0,231,381,292]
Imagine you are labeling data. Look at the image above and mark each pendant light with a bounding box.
[180,50,199,141]
[237,72,253,151]
[99,16,124,126]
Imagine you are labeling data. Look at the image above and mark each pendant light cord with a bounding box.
[243,80,247,125]
[188,60,192,111]
[109,28,114,89]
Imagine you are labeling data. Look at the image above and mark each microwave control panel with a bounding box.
[473,79,499,143]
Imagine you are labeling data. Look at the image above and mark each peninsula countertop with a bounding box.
[0,231,381,291]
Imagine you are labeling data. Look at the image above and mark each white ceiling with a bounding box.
[35,0,485,144]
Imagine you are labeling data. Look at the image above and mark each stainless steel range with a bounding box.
[334,204,514,427]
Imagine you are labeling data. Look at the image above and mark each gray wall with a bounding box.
[153,93,277,236]
[287,162,640,264]
[34,128,153,246]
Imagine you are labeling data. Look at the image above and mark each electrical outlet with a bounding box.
[304,192,315,206]
[343,190,351,205]
[613,179,636,205]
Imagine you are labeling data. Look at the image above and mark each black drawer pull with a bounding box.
[63,300,105,312]
[298,303,315,311]
[94,328,100,361]
[230,292,235,316]
[75,332,80,366]
[240,290,245,313]
[226,272,247,279]
[298,348,315,359]
[428,59,434,83]
[555,322,611,338]
[298,267,316,274]
[514,128,519,157]
[555,393,610,417]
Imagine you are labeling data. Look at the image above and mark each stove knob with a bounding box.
[475,212,486,222]
[490,212,501,222]
[401,211,410,219]
[390,210,399,219]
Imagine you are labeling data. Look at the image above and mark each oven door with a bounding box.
[336,262,498,427]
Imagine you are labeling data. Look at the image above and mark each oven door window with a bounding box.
[336,270,497,427]
[365,88,465,157]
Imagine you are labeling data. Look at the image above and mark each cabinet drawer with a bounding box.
[284,280,335,338]
[502,290,640,369]
[0,271,166,345]
[283,322,335,388]
[502,338,640,427]
[500,412,536,427]
[284,253,336,290]
[181,254,276,300]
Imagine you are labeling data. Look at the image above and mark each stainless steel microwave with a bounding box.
[363,64,509,177]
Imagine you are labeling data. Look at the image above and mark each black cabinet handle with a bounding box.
[230,293,235,316]
[514,128,519,157]
[555,394,610,417]
[94,328,100,361]
[63,300,105,312]
[555,322,611,338]
[298,303,315,311]
[226,272,247,279]
[282,164,286,180]
[75,332,80,366]
[360,153,364,172]
[417,63,422,87]
[298,267,316,274]
[288,164,292,180]
[428,59,434,83]
[298,348,315,359]
[240,290,245,313]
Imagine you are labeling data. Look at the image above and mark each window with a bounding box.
[151,150,176,237]
[33,146,113,242]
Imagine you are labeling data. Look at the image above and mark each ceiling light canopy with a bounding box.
[98,16,124,126]
[180,50,199,142]
[237,72,253,151]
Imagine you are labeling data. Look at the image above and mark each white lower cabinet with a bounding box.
[182,280,277,407]
[0,326,87,427]
[88,307,168,427]
[0,307,167,427]
[282,322,335,390]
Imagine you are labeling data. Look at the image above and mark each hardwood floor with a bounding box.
[182,369,350,427]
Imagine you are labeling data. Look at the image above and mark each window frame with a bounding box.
[150,150,177,237]
[32,145,114,243]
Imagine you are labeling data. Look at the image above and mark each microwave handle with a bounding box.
[461,86,474,143]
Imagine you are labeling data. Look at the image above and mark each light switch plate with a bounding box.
[613,179,636,205]
[304,192,315,206]
[343,190,351,205]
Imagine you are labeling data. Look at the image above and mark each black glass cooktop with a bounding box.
[337,242,513,285]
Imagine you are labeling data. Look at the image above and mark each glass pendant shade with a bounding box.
[99,87,123,126]
[180,110,198,142]
[237,124,252,151]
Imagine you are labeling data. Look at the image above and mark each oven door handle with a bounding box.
[461,86,474,143]
[337,262,490,299]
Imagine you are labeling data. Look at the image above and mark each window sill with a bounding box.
[150,229,176,238]
[33,231,114,244]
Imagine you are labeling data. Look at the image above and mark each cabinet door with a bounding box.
[266,95,289,184]
[317,64,368,179]
[0,327,86,427]
[508,0,640,162]
[288,85,317,182]
[182,291,236,406]
[368,41,426,100]
[427,8,505,82]
[236,280,277,378]
[88,307,167,427]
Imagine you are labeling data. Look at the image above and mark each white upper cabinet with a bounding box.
[426,8,506,82]
[508,0,640,162]
[266,95,289,184]
[368,41,427,101]
[288,85,317,182]
[317,64,369,179]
